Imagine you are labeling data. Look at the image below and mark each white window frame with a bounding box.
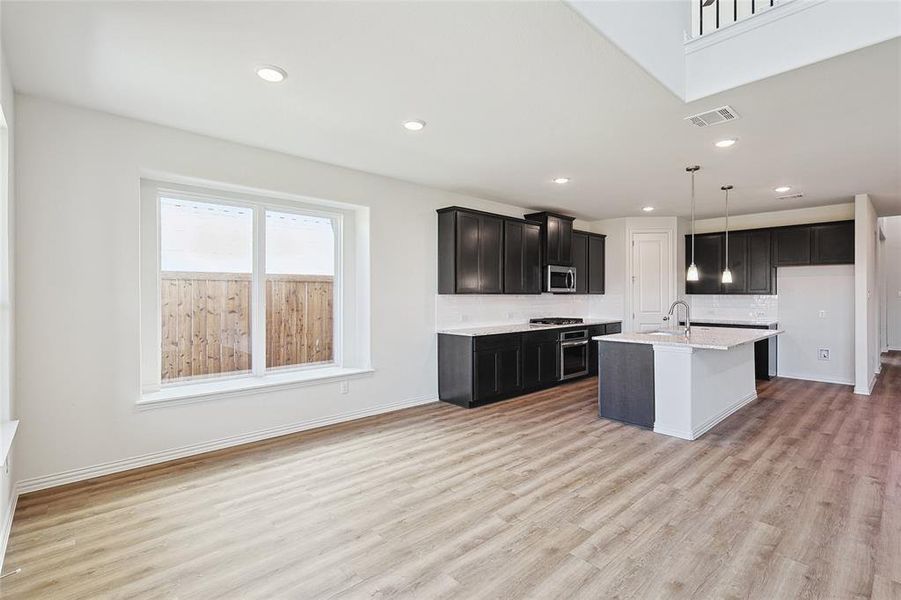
[140,178,370,407]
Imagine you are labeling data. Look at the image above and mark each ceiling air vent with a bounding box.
[684,105,740,128]
[777,193,804,200]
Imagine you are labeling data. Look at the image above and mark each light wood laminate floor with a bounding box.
[3,353,900,599]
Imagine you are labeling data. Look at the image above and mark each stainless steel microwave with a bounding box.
[547,265,576,293]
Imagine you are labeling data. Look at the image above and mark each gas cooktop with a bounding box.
[529,317,584,326]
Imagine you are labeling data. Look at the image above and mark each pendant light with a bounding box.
[721,185,734,284]
[686,165,701,282]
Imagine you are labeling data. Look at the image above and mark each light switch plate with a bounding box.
[818,310,826,318]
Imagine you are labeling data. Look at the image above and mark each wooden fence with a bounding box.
[161,272,334,382]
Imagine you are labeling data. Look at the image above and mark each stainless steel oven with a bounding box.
[547,265,576,293]
[559,329,589,380]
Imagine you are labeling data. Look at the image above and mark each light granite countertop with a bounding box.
[593,326,782,351]
[686,317,778,327]
[438,319,621,337]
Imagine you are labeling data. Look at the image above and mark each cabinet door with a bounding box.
[747,230,772,294]
[504,221,541,294]
[722,232,748,294]
[478,215,504,293]
[558,217,573,266]
[522,340,558,389]
[454,211,482,293]
[685,233,724,294]
[811,222,854,264]
[474,349,500,401]
[773,226,811,266]
[571,232,588,294]
[522,223,541,294]
[504,221,525,294]
[588,235,606,294]
[545,216,560,265]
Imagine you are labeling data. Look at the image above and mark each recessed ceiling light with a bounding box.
[642,206,655,212]
[256,65,287,83]
[553,177,570,184]
[715,138,737,148]
[774,185,792,193]
[403,120,426,131]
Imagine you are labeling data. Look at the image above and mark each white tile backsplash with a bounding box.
[686,294,778,322]
[436,294,624,330]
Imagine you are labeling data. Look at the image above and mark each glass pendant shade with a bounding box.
[687,263,700,281]
[721,268,733,283]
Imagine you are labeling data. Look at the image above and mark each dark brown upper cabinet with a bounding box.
[571,232,589,294]
[811,221,854,264]
[685,220,851,295]
[438,207,504,294]
[524,212,575,266]
[571,230,606,295]
[503,219,542,294]
[685,233,724,294]
[747,230,773,294]
[722,232,749,294]
[588,234,606,294]
[773,226,811,266]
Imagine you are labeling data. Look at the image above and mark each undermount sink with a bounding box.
[647,329,685,337]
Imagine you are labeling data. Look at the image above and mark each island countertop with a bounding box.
[438,319,620,337]
[593,326,782,351]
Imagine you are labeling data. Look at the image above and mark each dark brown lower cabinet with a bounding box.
[522,330,559,390]
[438,321,622,408]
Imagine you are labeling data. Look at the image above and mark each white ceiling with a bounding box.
[3,1,899,219]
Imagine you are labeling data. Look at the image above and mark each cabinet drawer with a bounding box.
[473,333,521,352]
[604,322,622,335]
[522,329,559,343]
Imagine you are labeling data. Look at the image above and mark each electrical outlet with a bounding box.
[339,381,349,395]
[818,348,830,361]
[818,310,826,318]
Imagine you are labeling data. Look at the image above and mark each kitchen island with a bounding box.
[593,326,782,440]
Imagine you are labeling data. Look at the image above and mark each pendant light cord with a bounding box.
[725,188,729,266]
[691,171,695,263]
[687,166,700,265]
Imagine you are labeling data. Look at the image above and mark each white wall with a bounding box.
[854,193,879,394]
[588,217,679,332]
[776,265,855,385]
[685,0,901,101]
[436,295,595,330]
[883,216,901,350]
[567,0,689,99]
[0,17,17,566]
[13,95,549,487]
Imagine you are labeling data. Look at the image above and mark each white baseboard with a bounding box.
[777,373,854,386]
[654,391,757,441]
[18,394,437,495]
[853,373,878,396]
[692,390,758,440]
[0,488,18,573]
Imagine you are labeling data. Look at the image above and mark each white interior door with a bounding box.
[631,232,673,332]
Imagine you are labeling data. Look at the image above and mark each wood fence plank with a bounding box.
[161,272,330,381]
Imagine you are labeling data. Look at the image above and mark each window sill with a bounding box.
[138,367,375,410]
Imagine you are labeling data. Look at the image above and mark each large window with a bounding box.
[142,181,345,395]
